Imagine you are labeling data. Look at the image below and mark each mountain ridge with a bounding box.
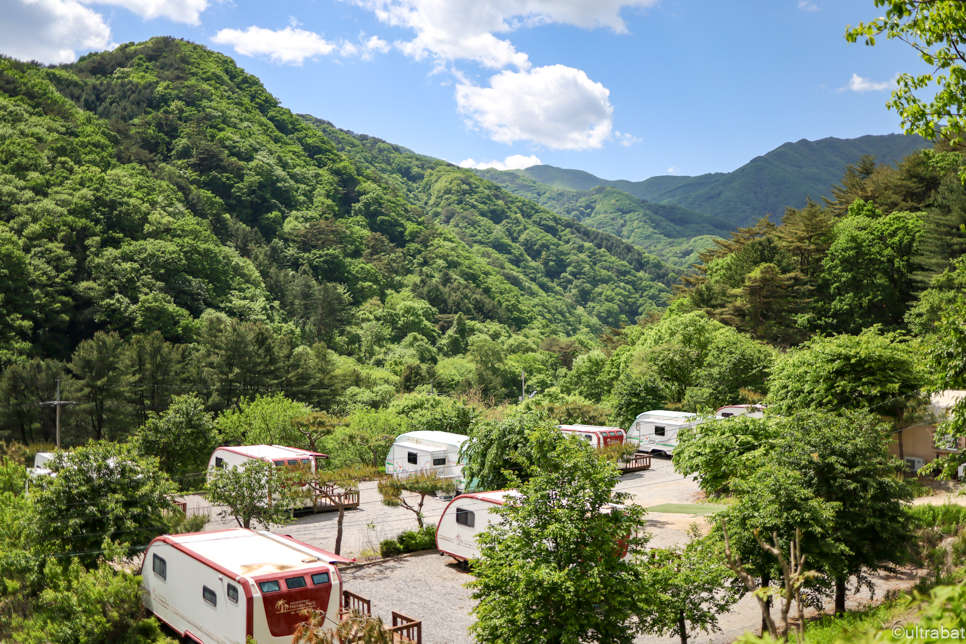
[511,133,931,227]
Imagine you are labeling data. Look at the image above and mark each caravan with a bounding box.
[385,431,468,483]
[626,410,707,457]
[435,490,513,562]
[435,491,632,563]
[715,404,766,419]
[557,424,626,449]
[141,529,351,644]
[207,445,328,510]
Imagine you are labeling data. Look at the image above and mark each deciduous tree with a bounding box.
[468,427,653,644]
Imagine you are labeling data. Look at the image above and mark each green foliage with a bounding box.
[703,411,914,610]
[132,393,217,489]
[204,458,302,530]
[379,525,436,557]
[387,393,477,435]
[15,559,172,644]
[846,1,966,154]
[319,408,401,469]
[600,311,773,413]
[31,442,176,566]
[674,416,779,497]
[468,426,652,644]
[641,533,741,644]
[215,393,314,446]
[377,471,456,529]
[460,410,559,491]
[767,328,923,417]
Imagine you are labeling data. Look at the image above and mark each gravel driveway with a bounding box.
[182,458,929,644]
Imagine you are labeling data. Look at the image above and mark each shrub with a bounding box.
[379,525,436,558]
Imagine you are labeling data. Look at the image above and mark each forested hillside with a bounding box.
[474,168,733,267]
[674,150,966,345]
[0,37,686,443]
[493,134,930,229]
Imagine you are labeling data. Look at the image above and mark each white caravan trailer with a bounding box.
[435,491,517,562]
[557,424,626,449]
[385,431,468,482]
[207,445,328,510]
[715,404,766,419]
[436,491,631,563]
[626,410,707,456]
[141,529,352,644]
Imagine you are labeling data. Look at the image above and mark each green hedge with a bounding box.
[379,525,436,557]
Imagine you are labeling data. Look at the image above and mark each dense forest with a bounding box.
[0,37,964,449]
[4,24,966,644]
[0,37,687,446]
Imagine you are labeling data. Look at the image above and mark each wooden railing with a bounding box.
[619,453,651,473]
[342,590,371,616]
[311,483,361,513]
[389,612,422,644]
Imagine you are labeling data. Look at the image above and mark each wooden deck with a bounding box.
[339,590,422,644]
[309,483,361,513]
[619,453,651,473]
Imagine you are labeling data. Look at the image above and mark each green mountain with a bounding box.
[0,36,676,372]
[517,134,932,227]
[474,168,733,267]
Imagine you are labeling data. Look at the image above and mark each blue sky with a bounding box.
[0,0,927,180]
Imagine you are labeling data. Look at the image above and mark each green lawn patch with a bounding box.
[645,503,728,515]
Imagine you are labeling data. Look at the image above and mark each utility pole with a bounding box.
[40,378,75,449]
[521,369,525,402]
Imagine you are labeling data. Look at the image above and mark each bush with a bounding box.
[379,525,436,558]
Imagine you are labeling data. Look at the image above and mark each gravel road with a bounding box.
[182,457,931,644]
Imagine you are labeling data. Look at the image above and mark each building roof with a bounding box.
[395,431,468,448]
[157,529,350,576]
[216,445,325,460]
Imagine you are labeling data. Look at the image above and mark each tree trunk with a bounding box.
[835,577,846,614]
[335,505,345,555]
[678,611,688,644]
[761,571,772,636]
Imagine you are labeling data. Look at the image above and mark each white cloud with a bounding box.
[615,131,641,147]
[213,27,392,65]
[456,64,613,150]
[0,0,111,64]
[844,73,896,92]
[797,1,818,11]
[348,0,656,69]
[459,154,542,170]
[667,166,680,174]
[212,26,338,65]
[81,0,210,25]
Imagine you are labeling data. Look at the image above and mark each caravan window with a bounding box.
[203,586,217,606]
[285,576,307,589]
[300,459,312,467]
[227,584,239,603]
[583,435,593,442]
[311,572,330,585]
[152,554,166,580]
[215,457,225,468]
[654,426,666,437]
[456,507,475,527]
[433,457,446,466]
[273,460,285,467]
[287,459,298,466]
[407,452,418,465]
[721,413,733,418]
[258,580,281,593]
